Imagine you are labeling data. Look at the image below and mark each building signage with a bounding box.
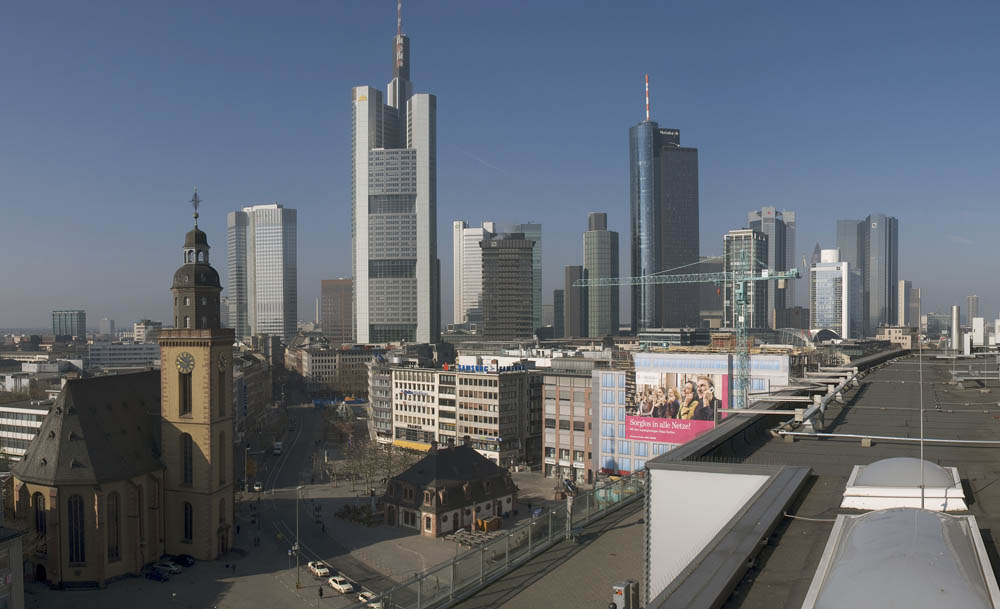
[544,458,556,465]
[455,363,526,374]
[572,461,585,469]
[625,416,714,444]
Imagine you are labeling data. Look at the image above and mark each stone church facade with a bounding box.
[12,201,235,588]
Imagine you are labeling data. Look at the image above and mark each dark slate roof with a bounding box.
[172,263,221,290]
[12,371,164,486]
[386,444,517,513]
[184,226,208,248]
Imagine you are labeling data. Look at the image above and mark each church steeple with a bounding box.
[172,189,222,330]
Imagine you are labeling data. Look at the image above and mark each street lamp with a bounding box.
[295,485,303,588]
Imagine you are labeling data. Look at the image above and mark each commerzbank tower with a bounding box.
[352,2,440,343]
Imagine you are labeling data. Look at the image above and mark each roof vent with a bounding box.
[39,458,47,466]
[48,431,55,439]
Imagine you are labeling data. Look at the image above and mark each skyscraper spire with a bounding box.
[397,0,402,35]
[645,74,650,121]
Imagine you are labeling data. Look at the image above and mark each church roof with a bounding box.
[386,444,517,513]
[172,263,221,290]
[184,226,208,248]
[12,371,164,486]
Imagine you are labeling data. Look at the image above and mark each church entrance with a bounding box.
[35,564,46,582]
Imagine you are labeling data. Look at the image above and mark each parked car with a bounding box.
[154,560,183,574]
[308,561,331,577]
[165,554,195,567]
[144,568,170,582]
[358,591,382,607]
[253,481,263,492]
[327,575,354,593]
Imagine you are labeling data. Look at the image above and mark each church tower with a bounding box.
[159,190,235,559]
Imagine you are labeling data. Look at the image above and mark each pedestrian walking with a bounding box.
[236,524,241,535]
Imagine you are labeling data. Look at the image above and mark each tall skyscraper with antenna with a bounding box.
[351,1,440,343]
[629,75,700,332]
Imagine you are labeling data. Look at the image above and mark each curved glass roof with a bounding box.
[814,508,993,609]
[855,457,954,488]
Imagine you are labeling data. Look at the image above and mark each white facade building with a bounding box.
[227,203,298,341]
[972,317,985,347]
[133,319,162,344]
[810,249,861,339]
[352,21,439,344]
[0,399,52,461]
[87,341,161,369]
[452,220,496,325]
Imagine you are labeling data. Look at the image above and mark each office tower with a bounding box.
[629,77,699,332]
[98,317,115,337]
[783,211,797,307]
[860,214,899,336]
[898,280,913,326]
[723,229,768,329]
[321,278,354,345]
[352,10,439,344]
[510,222,542,332]
[583,213,619,338]
[452,221,496,325]
[697,256,724,329]
[810,249,861,339]
[480,233,534,341]
[52,310,86,339]
[220,296,230,328]
[748,206,794,328]
[553,289,565,338]
[564,266,587,338]
[952,305,961,350]
[133,319,163,344]
[909,287,921,329]
[835,220,861,271]
[810,243,822,267]
[227,203,298,342]
[967,294,981,324]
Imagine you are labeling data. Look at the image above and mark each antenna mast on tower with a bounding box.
[397,0,402,35]
[645,74,650,121]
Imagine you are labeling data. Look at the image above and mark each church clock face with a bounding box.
[175,352,195,374]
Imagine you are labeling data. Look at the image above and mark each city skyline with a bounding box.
[3,2,1000,328]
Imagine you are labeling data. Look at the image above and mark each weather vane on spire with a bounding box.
[397,0,402,36]
[190,187,201,227]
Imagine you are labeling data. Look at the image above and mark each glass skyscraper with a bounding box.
[810,249,861,339]
[723,229,768,329]
[583,212,619,337]
[452,221,495,325]
[629,121,699,332]
[227,204,298,341]
[836,214,899,336]
[748,206,795,328]
[352,15,439,344]
[52,310,86,338]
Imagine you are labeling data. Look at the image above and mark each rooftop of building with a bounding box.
[452,350,1000,609]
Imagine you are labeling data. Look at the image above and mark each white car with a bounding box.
[253,481,263,492]
[154,560,182,574]
[307,561,331,577]
[327,575,354,593]
[358,591,381,608]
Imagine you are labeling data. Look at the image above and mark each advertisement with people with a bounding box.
[627,353,732,445]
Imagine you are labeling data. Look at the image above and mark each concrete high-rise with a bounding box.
[898,280,921,327]
[723,229,768,329]
[227,203,297,342]
[783,211,797,307]
[321,278,353,345]
[98,317,115,338]
[810,249,861,339]
[480,233,534,341]
[629,84,699,332]
[583,213,619,338]
[966,294,981,324]
[452,221,495,325]
[352,12,439,344]
[563,266,587,338]
[509,222,542,332]
[52,310,86,339]
[748,206,794,328]
[909,287,921,328]
[552,289,564,338]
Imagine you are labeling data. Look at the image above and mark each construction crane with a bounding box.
[575,250,800,411]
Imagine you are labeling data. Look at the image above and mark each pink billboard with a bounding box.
[625,416,715,444]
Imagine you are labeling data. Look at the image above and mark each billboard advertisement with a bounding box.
[627,353,732,445]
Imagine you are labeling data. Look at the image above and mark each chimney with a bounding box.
[463,435,472,446]
[429,440,438,453]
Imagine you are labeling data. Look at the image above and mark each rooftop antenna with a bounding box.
[397,0,402,36]
[190,188,201,227]
[645,74,650,121]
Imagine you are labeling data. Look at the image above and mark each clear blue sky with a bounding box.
[2,0,999,329]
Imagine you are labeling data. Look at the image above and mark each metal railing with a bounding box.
[364,471,646,609]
